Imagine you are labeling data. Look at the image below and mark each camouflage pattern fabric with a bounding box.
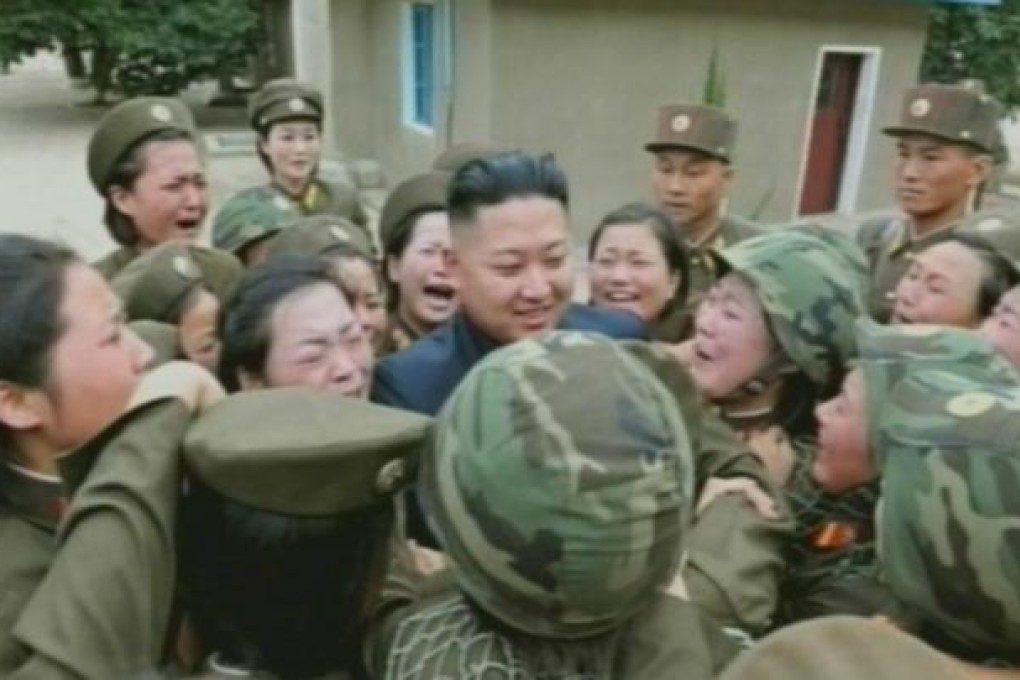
[211,191,295,254]
[876,367,1020,662]
[714,228,867,390]
[855,320,1020,469]
[421,331,696,641]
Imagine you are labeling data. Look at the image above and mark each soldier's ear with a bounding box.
[722,164,735,182]
[386,254,401,286]
[968,154,993,188]
[0,381,45,434]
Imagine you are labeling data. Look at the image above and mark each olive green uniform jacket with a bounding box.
[0,398,191,678]
[656,215,764,343]
[383,592,738,679]
[856,215,960,322]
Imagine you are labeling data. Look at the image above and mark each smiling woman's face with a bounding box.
[589,222,679,323]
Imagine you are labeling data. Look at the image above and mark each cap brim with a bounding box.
[881,125,990,153]
[644,142,730,163]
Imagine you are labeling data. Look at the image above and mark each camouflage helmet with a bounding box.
[855,319,1020,468]
[212,193,295,255]
[875,367,1020,657]
[712,229,867,389]
[952,209,1020,279]
[423,331,695,640]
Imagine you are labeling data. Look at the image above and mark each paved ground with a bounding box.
[0,52,263,262]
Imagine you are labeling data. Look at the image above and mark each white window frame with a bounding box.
[401,0,444,136]
[793,45,883,217]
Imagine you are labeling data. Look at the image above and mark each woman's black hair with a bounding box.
[103,128,196,248]
[587,202,690,316]
[954,234,1020,318]
[218,256,350,392]
[0,235,77,453]
[182,479,392,677]
[447,151,568,229]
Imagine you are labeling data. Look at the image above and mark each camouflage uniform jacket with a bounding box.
[384,591,738,679]
[856,215,961,322]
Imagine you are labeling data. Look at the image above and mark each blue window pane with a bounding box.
[410,3,435,126]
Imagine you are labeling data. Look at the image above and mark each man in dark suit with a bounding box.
[373,151,646,418]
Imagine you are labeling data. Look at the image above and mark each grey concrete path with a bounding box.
[0,52,262,262]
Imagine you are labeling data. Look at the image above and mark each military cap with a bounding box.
[211,193,294,255]
[112,243,207,323]
[431,142,514,173]
[645,104,737,163]
[424,331,694,640]
[129,320,180,368]
[248,78,323,132]
[718,616,963,680]
[875,366,1020,657]
[712,229,867,389]
[854,319,1020,469]
[191,247,244,305]
[185,389,430,516]
[951,209,1020,279]
[379,171,450,255]
[264,214,374,261]
[883,83,1000,154]
[87,97,197,193]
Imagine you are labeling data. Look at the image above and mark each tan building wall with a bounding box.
[307,0,928,237]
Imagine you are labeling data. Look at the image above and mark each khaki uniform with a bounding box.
[0,398,192,677]
[644,104,763,327]
[857,216,960,322]
[861,83,1002,321]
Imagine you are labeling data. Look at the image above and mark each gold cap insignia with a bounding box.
[288,97,307,113]
[150,104,173,123]
[909,98,931,118]
[945,392,997,418]
[671,114,692,133]
[172,255,199,279]
[329,225,351,242]
[375,459,406,494]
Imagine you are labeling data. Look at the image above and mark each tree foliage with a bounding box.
[922,0,1020,113]
[0,0,262,99]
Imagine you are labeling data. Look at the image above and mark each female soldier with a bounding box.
[981,282,1020,369]
[683,227,889,623]
[218,256,373,396]
[88,97,211,279]
[212,78,373,253]
[0,234,222,676]
[588,202,689,341]
[111,242,238,372]
[265,215,389,352]
[378,171,456,353]
[889,210,1020,328]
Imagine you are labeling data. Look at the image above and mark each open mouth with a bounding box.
[175,220,202,238]
[603,290,640,303]
[423,283,455,302]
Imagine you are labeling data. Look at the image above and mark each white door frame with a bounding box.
[793,45,882,216]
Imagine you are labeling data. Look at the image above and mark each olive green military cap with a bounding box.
[211,194,294,255]
[190,247,244,304]
[952,209,1020,278]
[883,83,1000,154]
[264,214,374,261]
[431,142,514,173]
[112,243,206,322]
[129,320,180,368]
[184,389,431,516]
[379,171,451,255]
[718,616,964,680]
[248,78,323,132]
[87,97,196,193]
[645,104,737,163]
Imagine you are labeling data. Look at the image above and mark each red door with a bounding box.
[799,53,863,216]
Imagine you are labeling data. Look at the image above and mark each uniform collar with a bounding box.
[0,460,66,531]
[889,216,961,257]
